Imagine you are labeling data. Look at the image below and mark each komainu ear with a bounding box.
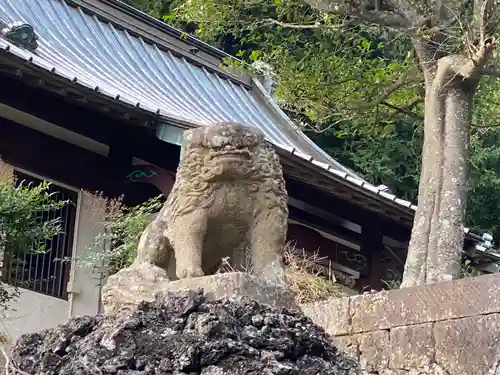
[182,127,205,147]
[183,128,195,143]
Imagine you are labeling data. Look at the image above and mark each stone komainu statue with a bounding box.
[133,121,289,283]
[101,122,289,313]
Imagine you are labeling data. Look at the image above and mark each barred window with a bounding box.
[1,170,78,300]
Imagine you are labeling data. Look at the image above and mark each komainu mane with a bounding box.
[102,121,289,312]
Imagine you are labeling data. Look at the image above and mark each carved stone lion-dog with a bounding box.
[102,121,289,312]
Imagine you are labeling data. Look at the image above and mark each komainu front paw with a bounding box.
[176,266,205,279]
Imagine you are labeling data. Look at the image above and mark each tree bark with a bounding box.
[401,50,480,287]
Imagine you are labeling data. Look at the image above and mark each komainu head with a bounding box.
[185,121,265,150]
[167,121,287,219]
[181,122,266,180]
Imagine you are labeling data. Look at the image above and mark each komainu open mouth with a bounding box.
[210,149,251,160]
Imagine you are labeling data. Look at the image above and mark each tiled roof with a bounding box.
[0,0,415,209]
[0,0,496,258]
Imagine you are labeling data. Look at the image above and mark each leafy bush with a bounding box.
[82,193,164,276]
[0,159,68,309]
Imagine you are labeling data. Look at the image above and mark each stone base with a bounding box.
[157,272,297,309]
[101,263,171,314]
[101,266,297,314]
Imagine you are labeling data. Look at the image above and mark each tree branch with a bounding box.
[346,72,423,114]
[471,123,500,128]
[260,18,342,29]
[472,0,499,44]
[381,101,423,119]
[358,10,409,29]
[406,98,423,110]
[444,38,496,79]
[374,74,423,105]
[303,0,411,29]
[303,0,348,13]
[386,98,424,120]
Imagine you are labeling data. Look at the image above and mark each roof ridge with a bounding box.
[87,0,238,62]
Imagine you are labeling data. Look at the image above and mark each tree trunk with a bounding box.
[401,53,476,288]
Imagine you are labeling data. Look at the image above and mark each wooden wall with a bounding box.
[0,116,158,206]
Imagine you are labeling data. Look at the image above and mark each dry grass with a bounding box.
[217,242,347,305]
[83,190,125,225]
[283,242,346,304]
[1,347,29,375]
[0,159,14,185]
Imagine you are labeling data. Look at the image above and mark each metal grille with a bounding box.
[2,171,77,300]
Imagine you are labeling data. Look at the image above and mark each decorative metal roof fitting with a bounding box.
[0,20,38,51]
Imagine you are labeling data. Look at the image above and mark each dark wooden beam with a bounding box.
[0,73,132,143]
[286,178,412,244]
[288,206,361,245]
[287,222,368,277]
[0,73,181,172]
[108,132,134,172]
[278,150,415,226]
[360,217,384,291]
[0,116,117,195]
[0,116,165,206]
[0,61,155,127]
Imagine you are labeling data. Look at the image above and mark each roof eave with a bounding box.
[0,51,159,126]
[275,148,415,217]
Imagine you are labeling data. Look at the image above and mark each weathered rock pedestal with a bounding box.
[12,288,361,375]
[101,263,297,314]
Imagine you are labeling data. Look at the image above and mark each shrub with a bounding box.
[0,159,68,310]
[82,193,164,276]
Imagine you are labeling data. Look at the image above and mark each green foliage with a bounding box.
[121,0,173,18]
[0,181,66,253]
[82,194,164,275]
[171,0,420,135]
[466,78,500,238]
[0,163,68,309]
[308,117,423,201]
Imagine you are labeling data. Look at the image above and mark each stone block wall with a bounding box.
[301,273,500,375]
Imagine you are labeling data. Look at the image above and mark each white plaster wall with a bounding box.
[0,288,68,344]
[67,191,106,317]
[0,191,105,344]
